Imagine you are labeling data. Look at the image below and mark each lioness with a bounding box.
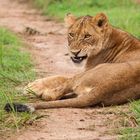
[5,13,140,112]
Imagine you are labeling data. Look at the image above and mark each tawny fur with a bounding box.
[25,13,140,110]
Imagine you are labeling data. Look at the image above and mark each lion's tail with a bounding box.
[4,103,35,113]
[4,97,86,113]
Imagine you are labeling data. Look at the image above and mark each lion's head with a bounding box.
[65,13,111,66]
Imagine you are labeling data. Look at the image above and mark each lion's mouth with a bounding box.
[71,55,87,63]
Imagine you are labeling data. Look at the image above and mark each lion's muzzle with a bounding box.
[71,55,87,63]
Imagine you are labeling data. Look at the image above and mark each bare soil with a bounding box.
[0,0,134,140]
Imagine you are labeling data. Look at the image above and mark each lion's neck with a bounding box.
[85,26,140,70]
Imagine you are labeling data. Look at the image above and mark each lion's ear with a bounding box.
[64,13,76,27]
[93,13,108,27]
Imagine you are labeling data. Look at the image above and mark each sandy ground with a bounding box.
[0,0,135,140]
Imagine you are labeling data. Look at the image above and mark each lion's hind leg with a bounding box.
[102,83,140,106]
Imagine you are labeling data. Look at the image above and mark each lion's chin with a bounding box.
[71,58,87,69]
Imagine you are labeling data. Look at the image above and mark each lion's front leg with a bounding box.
[25,75,71,101]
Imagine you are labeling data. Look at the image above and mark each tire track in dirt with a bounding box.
[0,1,132,140]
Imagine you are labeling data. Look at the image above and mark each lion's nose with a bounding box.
[71,50,81,56]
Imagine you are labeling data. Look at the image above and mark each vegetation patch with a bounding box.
[0,28,35,137]
[34,0,140,38]
[118,101,140,140]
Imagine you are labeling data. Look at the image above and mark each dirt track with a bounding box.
[0,0,132,140]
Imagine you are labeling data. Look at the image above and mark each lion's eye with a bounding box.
[84,34,91,39]
[68,33,74,38]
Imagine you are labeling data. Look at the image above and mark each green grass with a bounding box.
[34,0,140,38]
[33,0,140,139]
[118,101,140,140]
[0,28,36,137]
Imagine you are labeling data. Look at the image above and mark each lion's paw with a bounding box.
[24,79,45,97]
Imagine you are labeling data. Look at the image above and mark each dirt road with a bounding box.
[0,0,132,140]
